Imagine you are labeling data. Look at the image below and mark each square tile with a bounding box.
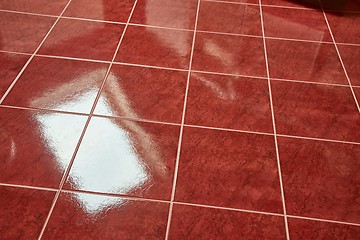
[192,32,266,76]
[64,117,179,200]
[197,1,262,35]
[169,204,287,239]
[95,65,187,123]
[0,52,29,98]
[185,72,273,132]
[0,0,68,15]
[0,12,55,53]
[279,137,360,223]
[326,12,360,44]
[262,0,321,9]
[64,0,135,22]
[39,19,125,61]
[131,0,198,29]
[338,44,360,86]
[0,108,87,188]
[271,81,360,142]
[0,186,55,240]
[266,39,347,84]
[3,57,108,113]
[262,7,331,41]
[42,192,169,239]
[115,25,192,69]
[175,127,283,213]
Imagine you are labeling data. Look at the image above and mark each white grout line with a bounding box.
[0,104,89,117]
[184,123,274,136]
[0,9,57,17]
[0,182,58,192]
[61,15,126,25]
[259,0,290,239]
[287,215,360,227]
[270,78,350,87]
[35,53,111,64]
[129,22,193,32]
[113,61,188,72]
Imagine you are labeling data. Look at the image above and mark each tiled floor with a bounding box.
[0,0,360,239]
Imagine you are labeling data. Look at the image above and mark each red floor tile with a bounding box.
[0,108,87,188]
[338,44,360,86]
[322,0,360,12]
[0,12,55,53]
[64,117,179,200]
[0,52,29,98]
[168,204,287,240]
[131,0,198,30]
[0,186,55,240]
[326,12,360,44]
[0,0,68,15]
[271,81,360,142]
[217,0,259,3]
[3,57,108,113]
[266,39,347,84]
[94,65,187,123]
[197,1,262,36]
[262,7,331,41]
[185,72,273,132]
[279,137,360,223]
[64,0,135,23]
[175,127,283,213]
[288,218,360,240]
[39,19,124,61]
[42,192,169,239]
[354,87,360,104]
[262,0,321,9]
[115,25,192,69]
[192,32,266,76]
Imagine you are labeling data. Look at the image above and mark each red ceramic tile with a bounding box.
[175,127,283,213]
[0,52,29,98]
[326,12,360,44]
[64,0,135,22]
[64,117,179,200]
[115,25,192,69]
[185,72,273,132]
[131,0,197,29]
[0,107,87,188]
[197,1,262,35]
[169,204,287,239]
[192,32,266,76]
[288,218,360,240]
[0,186,55,240]
[266,39,347,84]
[42,192,169,239]
[262,7,331,41]
[271,81,360,142]
[216,0,259,3]
[262,0,321,9]
[355,87,360,104]
[94,65,187,123]
[3,57,108,114]
[0,12,55,53]
[39,19,124,61]
[0,0,68,15]
[322,0,360,12]
[279,137,360,223]
[338,45,360,86]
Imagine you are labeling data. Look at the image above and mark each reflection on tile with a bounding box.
[64,117,179,200]
[169,204,287,239]
[192,32,266,76]
[64,0,135,22]
[0,0,68,15]
[185,72,273,132]
[0,186,55,240]
[131,0,197,29]
[175,127,283,213]
[39,19,124,61]
[116,25,192,69]
[326,12,360,44]
[197,1,262,35]
[95,65,187,123]
[3,57,108,113]
[42,192,169,239]
[0,12,55,53]
[267,39,347,84]
[279,137,360,223]
[262,0,321,9]
[338,45,360,86]
[0,108,87,188]
[271,81,360,142]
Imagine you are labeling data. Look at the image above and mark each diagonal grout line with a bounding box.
[259,0,290,239]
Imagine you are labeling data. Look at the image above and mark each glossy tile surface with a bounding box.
[338,44,360,86]
[262,0,321,8]
[95,65,187,123]
[0,186,55,240]
[0,108,87,188]
[3,57,108,113]
[0,0,68,15]
[64,117,179,200]
[175,127,283,213]
[185,72,273,132]
[42,192,169,239]
[169,204,287,239]
[39,19,125,61]
[326,12,360,44]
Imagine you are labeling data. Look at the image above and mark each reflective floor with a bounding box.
[0,0,360,239]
